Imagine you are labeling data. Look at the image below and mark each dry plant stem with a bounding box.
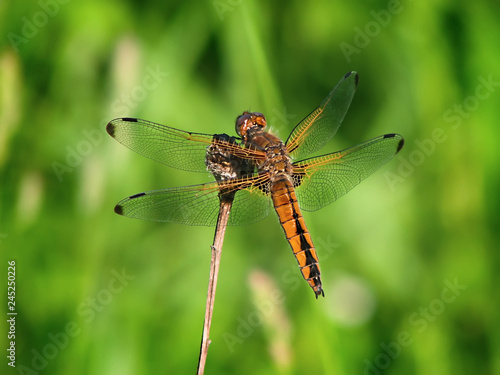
[197,199,233,375]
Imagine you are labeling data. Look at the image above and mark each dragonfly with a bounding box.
[106,71,404,298]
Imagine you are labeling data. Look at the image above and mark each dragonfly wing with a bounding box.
[293,133,404,212]
[107,117,245,172]
[285,71,358,160]
[228,182,272,225]
[114,176,272,226]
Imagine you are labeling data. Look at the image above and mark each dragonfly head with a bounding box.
[235,111,267,138]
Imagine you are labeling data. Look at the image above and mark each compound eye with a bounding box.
[235,112,251,137]
[253,112,267,128]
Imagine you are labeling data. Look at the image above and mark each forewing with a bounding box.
[114,176,272,226]
[293,134,404,211]
[107,118,262,172]
[286,71,358,160]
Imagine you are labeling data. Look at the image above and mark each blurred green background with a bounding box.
[1,0,499,374]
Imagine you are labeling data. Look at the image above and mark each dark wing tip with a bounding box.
[396,137,405,153]
[114,192,146,215]
[344,71,359,87]
[106,121,116,137]
[382,133,405,153]
[114,204,124,215]
[107,117,138,137]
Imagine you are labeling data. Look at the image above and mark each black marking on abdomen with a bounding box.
[281,182,314,255]
[304,262,320,276]
[299,235,317,262]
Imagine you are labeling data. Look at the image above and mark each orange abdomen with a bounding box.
[270,177,324,298]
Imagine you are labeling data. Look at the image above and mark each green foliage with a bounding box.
[1,0,499,374]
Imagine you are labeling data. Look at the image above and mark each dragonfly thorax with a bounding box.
[261,143,293,177]
[242,128,293,178]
